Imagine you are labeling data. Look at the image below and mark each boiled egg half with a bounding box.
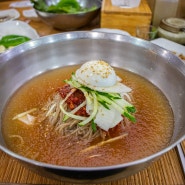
[75,60,131,93]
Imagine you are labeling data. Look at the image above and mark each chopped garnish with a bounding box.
[63,67,136,131]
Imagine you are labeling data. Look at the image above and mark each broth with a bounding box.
[2,65,174,167]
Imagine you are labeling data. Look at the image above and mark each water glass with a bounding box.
[136,25,158,40]
[111,0,141,8]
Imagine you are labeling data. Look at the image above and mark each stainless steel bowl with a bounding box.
[0,31,185,183]
[34,0,101,30]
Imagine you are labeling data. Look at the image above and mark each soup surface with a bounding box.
[2,65,174,167]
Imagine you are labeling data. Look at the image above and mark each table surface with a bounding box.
[0,1,185,185]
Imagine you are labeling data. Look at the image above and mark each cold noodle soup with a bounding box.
[2,64,174,167]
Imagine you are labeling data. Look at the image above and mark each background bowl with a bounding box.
[34,0,101,30]
[0,31,185,183]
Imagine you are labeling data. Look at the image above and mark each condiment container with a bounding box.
[158,17,185,44]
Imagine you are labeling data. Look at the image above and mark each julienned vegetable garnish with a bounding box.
[13,60,136,141]
[31,0,97,14]
[63,73,136,127]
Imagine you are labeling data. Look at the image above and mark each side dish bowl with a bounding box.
[0,20,39,53]
[33,0,101,30]
[0,20,39,39]
[0,31,185,183]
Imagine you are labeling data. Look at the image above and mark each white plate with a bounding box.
[22,9,39,20]
[92,28,130,36]
[0,9,20,22]
[151,38,185,61]
[0,20,39,39]
[9,1,33,8]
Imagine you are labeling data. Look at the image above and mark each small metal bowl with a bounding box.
[34,0,101,30]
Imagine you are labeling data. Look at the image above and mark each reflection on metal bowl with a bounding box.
[0,31,185,183]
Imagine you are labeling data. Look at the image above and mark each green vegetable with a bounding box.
[91,119,97,132]
[30,0,97,13]
[62,73,136,126]
[30,0,48,12]
[48,0,81,13]
[0,35,31,48]
[149,26,158,40]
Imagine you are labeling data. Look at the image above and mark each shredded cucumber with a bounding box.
[78,92,98,126]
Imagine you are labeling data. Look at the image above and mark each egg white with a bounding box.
[75,60,131,93]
